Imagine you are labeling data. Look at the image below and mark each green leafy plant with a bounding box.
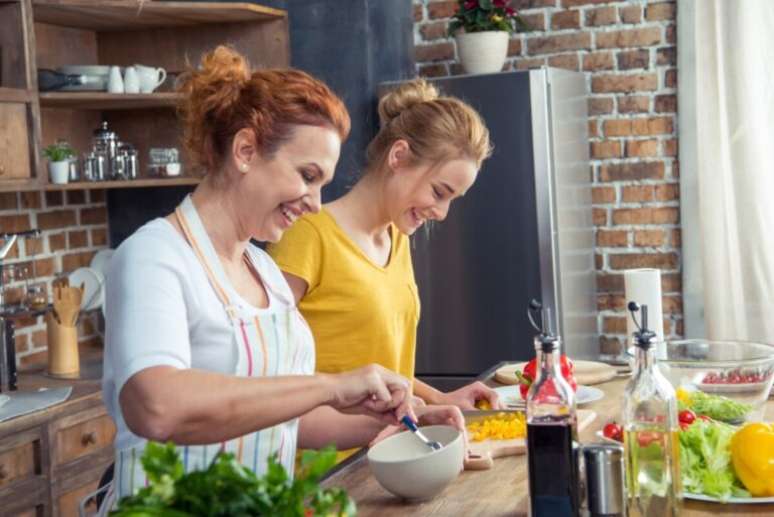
[112,442,356,517]
[448,0,529,36]
[43,142,75,163]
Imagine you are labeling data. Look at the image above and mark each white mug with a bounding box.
[107,66,124,94]
[134,65,167,93]
[123,66,140,94]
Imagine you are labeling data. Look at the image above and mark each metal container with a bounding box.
[67,157,80,182]
[118,144,139,180]
[83,152,106,181]
[92,121,118,177]
[583,443,625,516]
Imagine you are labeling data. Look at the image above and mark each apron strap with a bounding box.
[174,204,238,319]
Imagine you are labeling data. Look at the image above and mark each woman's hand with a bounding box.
[369,402,467,447]
[325,364,415,425]
[437,381,502,411]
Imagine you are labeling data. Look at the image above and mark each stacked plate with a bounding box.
[56,65,110,91]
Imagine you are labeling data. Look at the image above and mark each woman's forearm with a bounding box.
[412,378,444,405]
[120,366,335,445]
[297,407,385,450]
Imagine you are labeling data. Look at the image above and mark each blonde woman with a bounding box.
[267,79,499,418]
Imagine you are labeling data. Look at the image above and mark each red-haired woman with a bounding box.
[99,47,463,510]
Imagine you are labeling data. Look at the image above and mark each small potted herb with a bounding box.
[448,0,529,75]
[43,141,75,184]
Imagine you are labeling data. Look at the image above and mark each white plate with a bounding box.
[68,267,104,312]
[595,430,622,444]
[89,249,115,279]
[684,492,774,504]
[494,384,604,406]
[57,65,110,75]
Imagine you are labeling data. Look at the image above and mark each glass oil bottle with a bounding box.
[622,302,682,517]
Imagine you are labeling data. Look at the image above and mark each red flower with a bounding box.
[493,0,509,7]
[505,6,516,16]
[464,0,478,9]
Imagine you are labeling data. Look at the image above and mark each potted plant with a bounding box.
[448,0,529,75]
[43,141,74,184]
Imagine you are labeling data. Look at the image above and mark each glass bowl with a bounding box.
[639,340,774,422]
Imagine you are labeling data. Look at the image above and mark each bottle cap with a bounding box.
[528,299,561,352]
[628,302,658,350]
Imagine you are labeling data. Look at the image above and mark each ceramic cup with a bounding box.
[123,66,140,94]
[135,65,167,93]
[107,65,124,94]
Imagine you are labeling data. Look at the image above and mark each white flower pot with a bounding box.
[455,31,509,75]
[49,161,69,184]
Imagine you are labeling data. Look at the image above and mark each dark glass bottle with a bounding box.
[526,303,580,517]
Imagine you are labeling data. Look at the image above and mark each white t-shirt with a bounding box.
[102,218,297,450]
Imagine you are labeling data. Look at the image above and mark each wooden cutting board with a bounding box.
[494,361,617,386]
[463,409,596,471]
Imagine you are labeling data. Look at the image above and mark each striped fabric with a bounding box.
[102,196,314,511]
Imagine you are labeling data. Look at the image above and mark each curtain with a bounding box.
[681,0,774,343]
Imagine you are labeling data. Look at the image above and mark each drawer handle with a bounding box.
[0,464,7,480]
[82,431,97,446]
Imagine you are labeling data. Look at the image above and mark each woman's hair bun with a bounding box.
[178,46,250,121]
[377,78,439,127]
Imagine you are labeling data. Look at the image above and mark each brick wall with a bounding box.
[1,190,108,367]
[413,0,681,354]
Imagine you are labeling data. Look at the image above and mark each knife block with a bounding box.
[46,313,79,377]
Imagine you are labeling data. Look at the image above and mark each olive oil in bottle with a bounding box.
[622,302,682,517]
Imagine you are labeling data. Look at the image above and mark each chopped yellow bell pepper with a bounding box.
[731,422,774,497]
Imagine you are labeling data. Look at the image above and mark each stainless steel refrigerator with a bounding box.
[382,68,597,390]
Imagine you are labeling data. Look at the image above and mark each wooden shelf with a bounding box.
[45,177,200,190]
[39,92,181,109]
[32,1,286,30]
[0,88,34,103]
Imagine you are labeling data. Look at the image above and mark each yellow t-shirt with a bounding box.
[266,209,420,381]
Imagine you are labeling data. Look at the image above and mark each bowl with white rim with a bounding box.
[368,425,464,500]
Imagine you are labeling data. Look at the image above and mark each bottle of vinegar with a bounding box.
[526,301,580,517]
[623,302,682,516]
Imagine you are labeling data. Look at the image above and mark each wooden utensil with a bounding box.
[494,361,617,386]
[463,409,596,471]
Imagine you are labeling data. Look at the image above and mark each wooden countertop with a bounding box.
[0,356,103,436]
[322,363,774,516]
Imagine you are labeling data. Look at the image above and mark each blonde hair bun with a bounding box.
[378,78,439,127]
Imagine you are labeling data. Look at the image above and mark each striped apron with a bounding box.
[99,195,315,513]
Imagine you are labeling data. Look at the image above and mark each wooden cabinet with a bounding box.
[0,374,114,517]
[1,0,290,192]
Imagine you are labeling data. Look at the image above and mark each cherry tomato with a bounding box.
[679,421,691,431]
[678,409,696,425]
[603,422,623,442]
[637,431,661,448]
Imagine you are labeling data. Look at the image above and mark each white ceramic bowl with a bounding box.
[367,425,464,500]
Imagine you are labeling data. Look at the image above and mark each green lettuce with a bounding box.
[678,419,749,501]
[679,391,752,423]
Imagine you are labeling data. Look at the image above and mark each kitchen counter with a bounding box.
[322,363,774,516]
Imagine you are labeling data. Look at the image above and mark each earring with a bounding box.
[240,163,248,173]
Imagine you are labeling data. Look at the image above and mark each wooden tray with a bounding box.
[494,361,617,386]
[463,409,596,471]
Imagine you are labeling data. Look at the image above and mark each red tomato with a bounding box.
[679,421,691,431]
[678,410,696,425]
[603,422,623,442]
[637,431,661,448]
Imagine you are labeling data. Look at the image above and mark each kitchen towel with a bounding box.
[624,268,666,358]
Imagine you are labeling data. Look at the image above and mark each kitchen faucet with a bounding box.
[0,229,41,392]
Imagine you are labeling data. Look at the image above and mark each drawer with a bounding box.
[58,478,99,517]
[0,102,32,180]
[0,430,41,489]
[55,411,115,466]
